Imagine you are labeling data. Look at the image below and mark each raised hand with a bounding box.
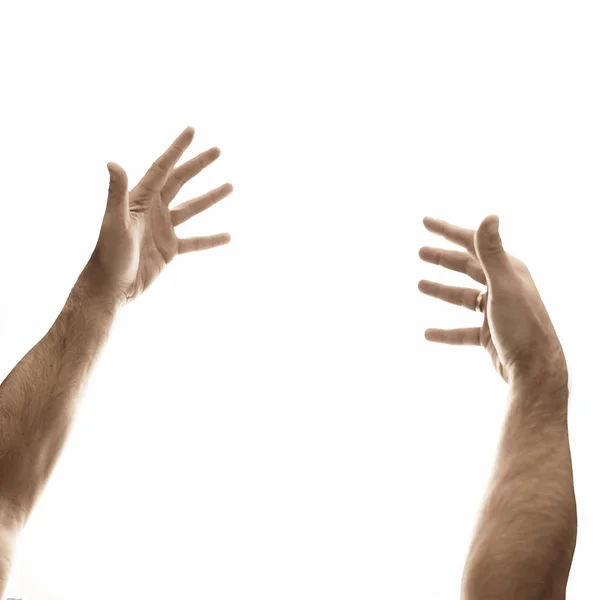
[418,215,567,388]
[86,126,232,305]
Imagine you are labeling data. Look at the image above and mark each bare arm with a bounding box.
[461,372,577,600]
[419,216,576,600]
[0,264,118,525]
[0,126,233,595]
[0,265,119,596]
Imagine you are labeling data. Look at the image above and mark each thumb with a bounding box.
[474,215,509,281]
[105,162,129,224]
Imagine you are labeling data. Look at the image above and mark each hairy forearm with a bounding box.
[0,262,119,526]
[461,374,577,600]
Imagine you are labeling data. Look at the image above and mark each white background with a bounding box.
[0,1,597,598]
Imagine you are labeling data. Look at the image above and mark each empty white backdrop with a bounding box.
[0,1,597,598]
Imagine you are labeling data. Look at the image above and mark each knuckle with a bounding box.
[152,160,169,173]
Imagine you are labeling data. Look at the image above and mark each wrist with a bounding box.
[509,345,569,394]
[73,260,124,314]
[510,365,569,416]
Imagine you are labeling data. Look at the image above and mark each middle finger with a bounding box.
[162,147,222,206]
[419,247,486,285]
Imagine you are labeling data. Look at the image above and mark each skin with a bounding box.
[0,126,575,599]
[419,217,575,600]
[93,126,233,306]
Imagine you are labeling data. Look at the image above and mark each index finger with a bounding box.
[423,217,476,255]
[137,126,196,193]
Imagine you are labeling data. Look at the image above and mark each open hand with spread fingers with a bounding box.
[85,126,232,306]
[418,216,568,389]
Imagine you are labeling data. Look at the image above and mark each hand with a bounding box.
[418,215,568,388]
[86,126,233,305]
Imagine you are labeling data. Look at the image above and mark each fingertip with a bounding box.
[106,162,127,184]
[482,215,500,237]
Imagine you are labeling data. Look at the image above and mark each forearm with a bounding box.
[461,374,577,600]
[0,261,119,526]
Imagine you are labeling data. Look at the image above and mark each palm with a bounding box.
[125,204,175,299]
[99,127,233,304]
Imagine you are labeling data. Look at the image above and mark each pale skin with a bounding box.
[0,126,576,599]
[420,218,575,600]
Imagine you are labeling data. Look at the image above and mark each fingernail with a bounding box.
[486,217,498,236]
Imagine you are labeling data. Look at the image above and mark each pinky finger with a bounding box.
[177,232,231,254]
[424,327,481,346]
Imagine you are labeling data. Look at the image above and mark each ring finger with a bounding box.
[418,280,485,312]
[170,183,234,227]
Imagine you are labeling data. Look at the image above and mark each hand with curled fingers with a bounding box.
[85,126,232,306]
[418,216,568,390]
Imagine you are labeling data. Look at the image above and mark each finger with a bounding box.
[418,247,486,285]
[162,147,222,206]
[424,327,481,346]
[177,233,231,254]
[418,280,483,311]
[170,183,234,227]
[423,217,476,256]
[105,162,129,226]
[137,126,196,194]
